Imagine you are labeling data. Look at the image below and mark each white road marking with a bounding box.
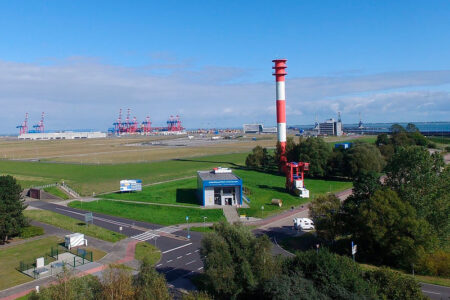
[185,260,196,265]
[186,252,192,256]
[197,267,203,271]
[177,256,182,259]
[195,249,199,252]
[156,264,162,267]
[156,226,180,234]
[162,243,192,254]
[55,207,131,227]
[131,231,159,241]
[167,259,173,263]
[423,291,440,295]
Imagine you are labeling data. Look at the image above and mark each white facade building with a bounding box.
[18,131,107,140]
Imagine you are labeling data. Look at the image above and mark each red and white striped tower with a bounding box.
[272,59,288,165]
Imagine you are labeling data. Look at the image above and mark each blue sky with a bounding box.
[0,1,449,133]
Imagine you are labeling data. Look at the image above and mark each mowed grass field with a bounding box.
[0,236,62,290]
[0,152,248,195]
[69,200,226,225]
[0,134,367,195]
[234,169,352,218]
[0,135,277,164]
[100,178,200,206]
[99,169,352,219]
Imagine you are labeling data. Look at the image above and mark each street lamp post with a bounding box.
[261,206,264,219]
[203,216,207,232]
[186,216,190,239]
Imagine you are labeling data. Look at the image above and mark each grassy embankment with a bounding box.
[43,186,70,200]
[24,210,126,243]
[0,135,371,194]
[86,168,351,220]
[134,242,161,264]
[69,200,226,226]
[0,152,248,194]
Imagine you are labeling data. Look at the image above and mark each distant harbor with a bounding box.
[292,122,450,136]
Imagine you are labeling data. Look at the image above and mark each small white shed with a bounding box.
[65,233,87,249]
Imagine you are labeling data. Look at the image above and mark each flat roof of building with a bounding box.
[197,170,240,181]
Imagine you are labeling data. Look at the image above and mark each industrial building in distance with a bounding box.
[16,112,106,140]
[242,124,277,134]
[18,131,106,140]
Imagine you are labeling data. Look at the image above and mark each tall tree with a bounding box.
[134,257,170,300]
[349,188,434,268]
[405,123,419,133]
[343,143,385,178]
[296,137,332,177]
[309,194,342,241]
[384,146,445,239]
[0,175,27,243]
[200,222,278,299]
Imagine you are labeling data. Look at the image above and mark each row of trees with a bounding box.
[246,137,385,179]
[199,222,426,300]
[0,175,28,243]
[310,146,449,276]
[29,258,209,300]
[376,123,434,159]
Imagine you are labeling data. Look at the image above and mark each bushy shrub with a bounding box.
[416,250,450,277]
[427,142,437,149]
[287,249,378,299]
[364,267,426,300]
[19,226,44,238]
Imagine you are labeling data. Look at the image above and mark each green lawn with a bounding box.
[0,236,62,290]
[24,210,126,242]
[98,168,352,219]
[69,200,225,225]
[234,169,352,218]
[0,152,248,195]
[134,242,161,264]
[44,186,70,200]
[100,178,200,206]
[187,226,215,233]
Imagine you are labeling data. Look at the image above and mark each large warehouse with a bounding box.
[197,168,242,207]
[18,131,106,140]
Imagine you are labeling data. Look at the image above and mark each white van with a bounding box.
[293,218,315,230]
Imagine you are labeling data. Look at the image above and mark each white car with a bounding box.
[293,218,315,230]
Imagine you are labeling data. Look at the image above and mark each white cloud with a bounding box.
[0,58,449,133]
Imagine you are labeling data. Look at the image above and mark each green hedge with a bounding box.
[19,226,44,239]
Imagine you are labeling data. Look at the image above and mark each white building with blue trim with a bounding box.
[197,168,243,206]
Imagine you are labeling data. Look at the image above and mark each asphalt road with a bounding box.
[28,201,203,290]
[29,201,450,299]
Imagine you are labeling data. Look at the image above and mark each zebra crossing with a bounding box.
[156,226,181,234]
[131,230,160,241]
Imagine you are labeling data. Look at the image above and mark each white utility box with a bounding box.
[298,188,310,198]
[65,233,87,249]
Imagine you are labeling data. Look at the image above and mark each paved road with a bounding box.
[28,201,450,299]
[28,201,203,290]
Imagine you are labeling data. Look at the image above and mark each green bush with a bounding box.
[427,142,437,149]
[364,267,426,300]
[19,226,44,239]
[287,249,378,298]
[416,250,450,277]
[445,146,450,152]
